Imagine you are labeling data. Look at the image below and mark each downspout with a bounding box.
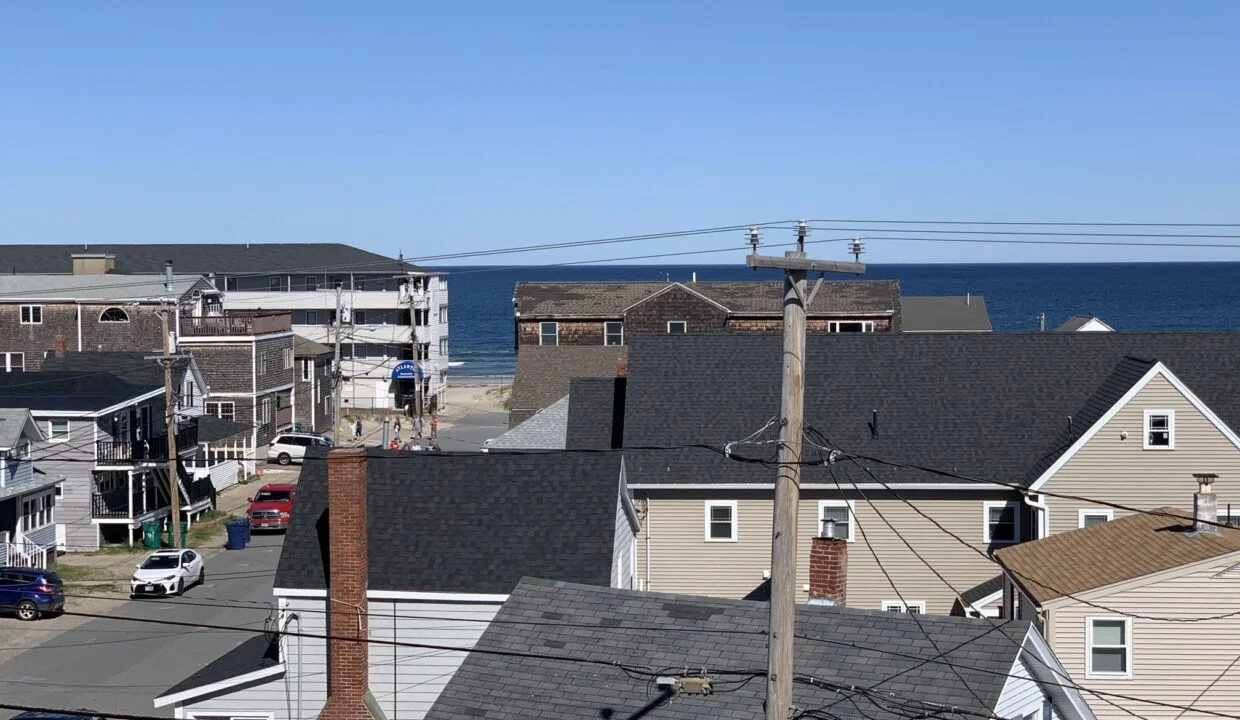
[1023,492,1049,540]
[281,611,302,720]
[643,496,651,591]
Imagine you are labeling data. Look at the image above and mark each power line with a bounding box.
[811,218,1240,228]
[808,225,1240,240]
[820,233,1240,250]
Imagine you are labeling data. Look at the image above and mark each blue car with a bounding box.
[0,566,65,621]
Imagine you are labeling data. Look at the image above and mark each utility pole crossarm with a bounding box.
[746,255,865,274]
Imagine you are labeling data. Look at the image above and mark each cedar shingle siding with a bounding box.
[2,302,164,370]
[624,286,728,334]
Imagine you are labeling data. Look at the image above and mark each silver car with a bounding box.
[267,432,333,465]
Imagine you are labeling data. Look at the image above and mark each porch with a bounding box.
[95,419,200,466]
[90,468,215,544]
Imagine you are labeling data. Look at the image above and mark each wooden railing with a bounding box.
[95,421,199,465]
[180,312,292,336]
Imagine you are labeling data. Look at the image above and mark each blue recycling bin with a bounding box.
[226,519,250,550]
[243,519,252,544]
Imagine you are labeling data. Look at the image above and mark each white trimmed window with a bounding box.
[99,307,129,323]
[19,305,42,324]
[2,352,23,373]
[1078,509,1113,528]
[439,337,448,356]
[1087,617,1131,678]
[704,501,737,542]
[818,500,855,541]
[305,310,319,325]
[48,419,70,443]
[667,320,687,334]
[259,352,268,375]
[205,401,235,422]
[539,322,558,346]
[283,348,293,369]
[882,600,925,614]
[1143,410,1174,449]
[983,501,1020,544]
[828,320,875,333]
[21,492,54,531]
[604,321,624,346]
[301,359,312,381]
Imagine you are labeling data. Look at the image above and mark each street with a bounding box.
[0,530,285,718]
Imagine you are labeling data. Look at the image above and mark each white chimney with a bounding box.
[164,260,174,291]
[1194,473,1220,534]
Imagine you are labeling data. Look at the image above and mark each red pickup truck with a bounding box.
[246,483,296,531]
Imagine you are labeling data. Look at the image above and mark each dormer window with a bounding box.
[1143,410,1174,450]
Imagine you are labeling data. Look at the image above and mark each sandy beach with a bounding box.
[439,377,512,420]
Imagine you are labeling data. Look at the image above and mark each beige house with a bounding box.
[594,333,1240,617]
[995,491,1240,720]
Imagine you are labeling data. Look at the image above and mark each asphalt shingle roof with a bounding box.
[293,335,333,357]
[514,280,900,317]
[486,395,569,449]
[0,408,40,450]
[0,244,416,274]
[196,415,254,443]
[425,578,1030,720]
[509,345,625,427]
[900,296,992,332]
[996,506,1240,605]
[0,372,161,413]
[565,378,625,450]
[40,351,190,387]
[621,332,1240,487]
[157,635,280,700]
[0,274,216,301]
[274,451,623,593]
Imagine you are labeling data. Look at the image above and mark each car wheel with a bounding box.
[15,600,39,621]
[176,578,185,596]
[198,568,205,586]
[277,452,291,466]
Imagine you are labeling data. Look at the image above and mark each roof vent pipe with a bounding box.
[164,261,173,291]
[1194,473,1220,534]
[869,409,878,438]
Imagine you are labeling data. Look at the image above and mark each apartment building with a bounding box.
[0,244,450,413]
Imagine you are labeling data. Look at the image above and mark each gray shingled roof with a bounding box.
[0,408,41,450]
[41,351,191,387]
[157,635,280,701]
[565,378,625,450]
[0,372,161,413]
[620,332,1240,487]
[0,274,217,301]
[1056,314,1113,332]
[509,345,626,427]
[293,335,333,357]
[196,415,254,443]
[425,578,1030,720]
[486,395,569,449]
[274,451,624,593]
[0,244,417,274]
[901,296,992,332]
[514,280,900,317]
[960,575,1004,606]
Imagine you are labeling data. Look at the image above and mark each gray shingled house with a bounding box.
[0,409,61,567]
[423,578,1094,720]
[155,450,639,720]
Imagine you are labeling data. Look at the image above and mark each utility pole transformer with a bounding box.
[746,222,865,720]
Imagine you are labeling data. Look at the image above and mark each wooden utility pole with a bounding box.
[747,222,864,720]
[159,307,182,548]
[332,286,344,444]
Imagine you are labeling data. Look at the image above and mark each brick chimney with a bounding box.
[53,335,65,358]
[808,522,847,606]
[320,448,385,720]
[1194,473,1220,535]
[615,352,628,378]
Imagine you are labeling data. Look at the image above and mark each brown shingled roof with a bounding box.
[514,280,900,317]
[995,506,1240,605]
[509,345,626,428]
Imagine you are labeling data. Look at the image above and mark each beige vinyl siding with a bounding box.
[635,489,1011,614]
[1046,561,1240,720]
[1042,374,1240,536]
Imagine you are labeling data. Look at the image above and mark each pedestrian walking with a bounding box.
[354,418,363,441]
[394,417,402,435]
[415,416,423,439]
[430,414,439,439]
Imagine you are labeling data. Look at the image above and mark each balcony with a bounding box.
[180,311,292,337]
[186,475,213,505]
[96,421,199,466]
[92,485,159,520]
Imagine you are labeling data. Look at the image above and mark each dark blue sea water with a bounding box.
[431,263,1240,378]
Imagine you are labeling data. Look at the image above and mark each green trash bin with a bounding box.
[181,521,188,548]
[295,422,303,432]
[142,519,161,549]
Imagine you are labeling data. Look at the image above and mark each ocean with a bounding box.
[431,263,1240,378]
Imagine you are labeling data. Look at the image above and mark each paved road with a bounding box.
[437,411,507,451]
[0,532,285,718]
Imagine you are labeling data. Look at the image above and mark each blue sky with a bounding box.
[2,2,1238,265]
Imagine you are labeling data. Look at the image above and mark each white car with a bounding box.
[130,549,205,597]
[267,432,333,465]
